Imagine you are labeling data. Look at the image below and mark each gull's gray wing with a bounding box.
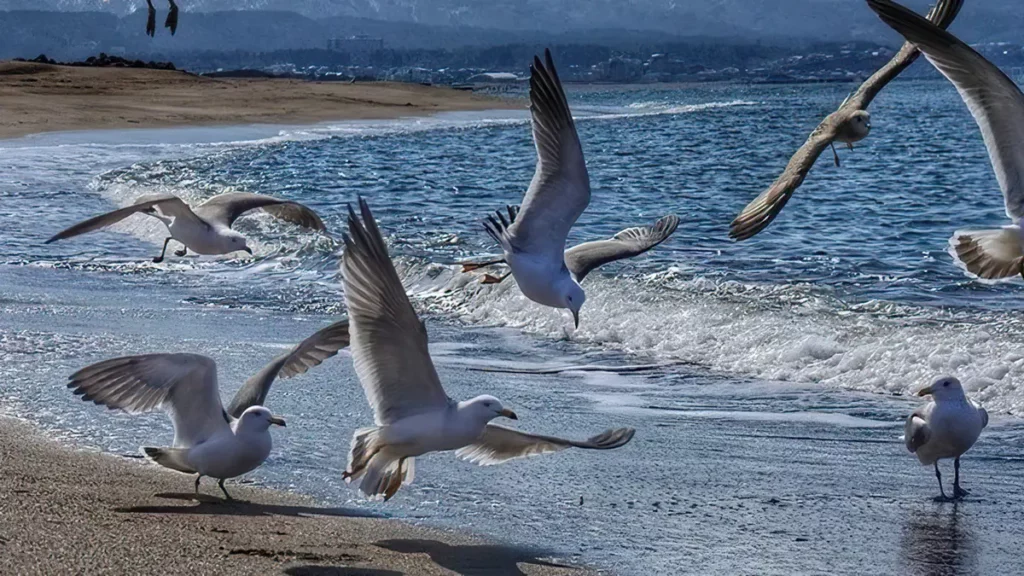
[45,194,194,244]
[456,425,635,466]
[192,192,327,232]
[730,124,837,241]
[164,0,179,35]
[904,405,931,453]
[869,0,1024,222]
[226,318,351,418]
[564,214,679,282]
[499,49,590,259]
[342,198,450,425]
[67,353,229,448]
[842,0,963,112]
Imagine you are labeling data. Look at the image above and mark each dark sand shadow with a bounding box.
[900,503,978,576]
[375,538,573,576]
[115,492,378,518]
[284,568,403,576]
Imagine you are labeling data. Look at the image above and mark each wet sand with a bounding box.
[0,60,514,139]
[0,414,590,576]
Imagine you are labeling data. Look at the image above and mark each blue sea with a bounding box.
[3,79,1024,574]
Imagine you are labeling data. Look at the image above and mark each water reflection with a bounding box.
[901,504,978,576]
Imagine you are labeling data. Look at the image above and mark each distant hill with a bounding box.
[5,0,1022,43]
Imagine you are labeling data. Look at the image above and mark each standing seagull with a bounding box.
[145,0,156,37]
[165,0,179,35]
[65,319,350,499]
[868,0,1024,281]
[465,207,679,285]
[482,49,591,328]
[341,198,634,501]
[904,376,988,501]
[729,0,963,241]
[46,192,326,263]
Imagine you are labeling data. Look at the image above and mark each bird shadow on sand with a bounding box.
[374,538,576,576]
[114,492,378,518]
[284,569,403,576]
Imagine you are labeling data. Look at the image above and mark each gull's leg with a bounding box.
[933,462,951,502]
[194,474,202,494]
[218,478,233,500]
[174,246,187,257]
[460,259,505,273]
[847,142,854,151]
[482,271,512,285]
[830,142,841,167]
[153,237,172,263]
[953,457,969,499]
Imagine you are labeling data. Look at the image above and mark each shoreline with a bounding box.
[0,414,593,575]
[0,60,517,140]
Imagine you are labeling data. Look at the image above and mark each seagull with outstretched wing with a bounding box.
[729,0,964,241]
[46,191,326,263]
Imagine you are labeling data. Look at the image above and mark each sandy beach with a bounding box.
[0,414,591,576]
[0,61,513,139]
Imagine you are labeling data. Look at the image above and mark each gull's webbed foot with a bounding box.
[174,248,187,257]
[954,486,970,499]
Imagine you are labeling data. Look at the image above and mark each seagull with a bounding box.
[165,0,179,35]
[145,0,156,37]
[65,319,350,499]
[464,207,679,285]
[482,49,591,328]
[868,0,1024,281]
[904,376,988,501]
[46,192,326,263]
[729,0,963,241]
[340,198,635,501]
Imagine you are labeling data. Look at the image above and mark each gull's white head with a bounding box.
[463,395,518,423]
[561,279,586,329]
[236,406,287,433]
[849,110,872,138]
[225,233,253,256]
[917,376,966,403]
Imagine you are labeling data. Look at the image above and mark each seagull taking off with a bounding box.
[46,192,326,263]
[868,0,1024,281]
[729,0,963,241]
[465,207,679,285]
[904,376,988,501]
[65,319,350,499]
[340,198,635,501]
[482,49,591,328]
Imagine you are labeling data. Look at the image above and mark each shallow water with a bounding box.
[3,79,1024,574]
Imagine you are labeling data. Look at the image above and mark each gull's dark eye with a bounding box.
[944,382,950,387]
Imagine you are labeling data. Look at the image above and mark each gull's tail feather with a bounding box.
[948,227,1024,281]
[142,446,196,474]
[343,426,382,482]
[358,453,413,501]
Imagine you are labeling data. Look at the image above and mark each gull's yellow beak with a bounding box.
[269,415,287,427]
[917,386,934,397]
[499,408,518,420]
[243,247,254,255]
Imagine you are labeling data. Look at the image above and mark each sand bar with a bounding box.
[0,61,515,139]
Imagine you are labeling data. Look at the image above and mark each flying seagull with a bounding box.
[464,207,679,285]
[46,192,326,263]
[904,376,988,501]
[868,0,1024,281]
[729,0,963,241]
[482,49,591,328]
[65,319,350,499]
[165,0,179,35]
[340,198,635,501]
[145,0,156,37]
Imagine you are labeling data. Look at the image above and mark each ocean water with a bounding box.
[4,79,1024,574]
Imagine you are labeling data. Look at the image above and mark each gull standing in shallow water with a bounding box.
[46,192,326,263]
[729,0,963,241]
[65,319,350,499]
[868,0,1024,281]
[340,198,635,501]
[482,49,591,328]
[904,376,988,501]
[463,208,679,285]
